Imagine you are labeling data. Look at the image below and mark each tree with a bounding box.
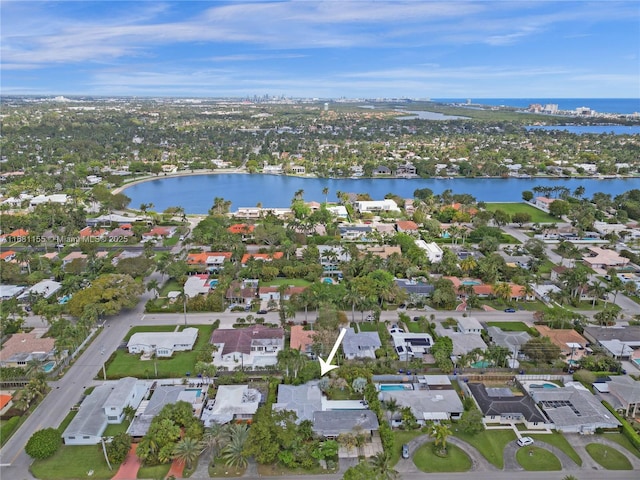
[67,274,143,319]
[549,199,570,217]
[221,423,249,468]
[172,437,203,470]
[512,212,532,227]
[431,423,452,455]
[492,209,511,226]
[522,190,534,202]
[25,428,62,460]
[458,409,485,434]
[147,279,160,298]
[106,432,132,464]
[370,451,399,480]
[522,337,561,364]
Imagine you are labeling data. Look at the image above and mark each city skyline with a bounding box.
[1,0,639,98]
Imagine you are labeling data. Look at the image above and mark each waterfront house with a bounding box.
[535,196,556,212]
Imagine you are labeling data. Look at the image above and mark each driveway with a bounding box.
[505,438,581,472]
[563,433,640,470]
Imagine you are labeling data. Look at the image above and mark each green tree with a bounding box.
[221,423,249,468]
[370,451,399,480]
[458,408,485,434]
[522,337,561,364]
[431,423,452,455]
[25,428,62,460]
[67,274,143,319]
[106,432,132,464]
[522,190,534,202]
[549,199,570,217]
[512,212,532,227]
[172,437,203,470]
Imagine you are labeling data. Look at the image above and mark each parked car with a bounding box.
[257,309,268,315]
[402,444,410,459]
[517,437,534,447]
[366,314,374,321]
[504,308,516,313]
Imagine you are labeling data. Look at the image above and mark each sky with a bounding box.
[1,0,639,98]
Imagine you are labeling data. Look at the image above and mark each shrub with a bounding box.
[25,428,62,459]
[573,369,596,385]
[1,416,21,444]
[602,401,640,451]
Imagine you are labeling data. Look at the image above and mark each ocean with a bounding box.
[433,98,640,115]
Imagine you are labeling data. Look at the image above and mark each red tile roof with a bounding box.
[290,325,314,352]
[396,220,419,231]
[0,250,16,261]
[8,229,29,238]
[0,394,12,411]
[187,252,233,265]
[210,325,284,356]
[228,224,255,234]
[241,252,283,264]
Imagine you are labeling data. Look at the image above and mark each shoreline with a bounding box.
[114,170,640,195]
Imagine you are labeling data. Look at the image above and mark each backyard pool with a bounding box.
[633,358,640,367]
[379,384,413,391]
[471,360,491,368]
[186,388,203,397]
[209,279,219,287]
[58,295,71,304]
[42,361,55,373]
[529,383,558,389]
[461,280,482,286]
[321,277,335,284]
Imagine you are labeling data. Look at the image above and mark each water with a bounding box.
[435,98,640,115]
[122,174,640,214]
[530,383,559,389]
[461,280,481,286]
[471,360,491,368]
[186,388,202,397]
[42,361,55,373]
[396,110,468,120]
[379,384,411,391]
[527,125,640,135]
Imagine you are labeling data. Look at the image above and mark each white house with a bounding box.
[127,328,199,357]
[103,377,148,424]
[201,385,261,426]
[354,199,400,213]
[457,317,483,335]
[535,197,556,212]
[391,332,433,361]
[210,325,285,370]
[414,240,443,263]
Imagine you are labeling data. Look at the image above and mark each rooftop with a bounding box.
[467,382,546,423]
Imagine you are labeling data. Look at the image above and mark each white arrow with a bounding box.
[318,327,347,376]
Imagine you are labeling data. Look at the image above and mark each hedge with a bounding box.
[1,416,21,445]
[602,401,640,451]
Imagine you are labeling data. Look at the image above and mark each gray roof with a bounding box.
[380,389,463,419]
[449,333,488,356]
[103,377,139,410]
[273,383,323,423]
[486,326,531,350]
[467,382,546,423]
[128,386,183,437]
[63,385,111,438]
[531,385,620,429]
[0,284,26,299]
[584,326,640,344]
[312,410,379,437]
[17,279,61,300]
[394,279,434,295]
[342,328,381,357]
[597,376,640,408]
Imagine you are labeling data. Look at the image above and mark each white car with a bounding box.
[517,437,534,447]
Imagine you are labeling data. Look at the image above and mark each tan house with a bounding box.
[0,331,56,368]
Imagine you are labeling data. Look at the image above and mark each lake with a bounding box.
[122,174,640,214]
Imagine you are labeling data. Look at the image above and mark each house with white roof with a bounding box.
[391,332,433,361]
[457,317,483,335]
[17,279,61,302]
[201,385,261,426]
[354,199,400,213]
[415,239,443,263]
[127,328,198,357]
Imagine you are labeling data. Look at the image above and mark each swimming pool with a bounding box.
[471,360,491,368]
[209,279,219,287]
[461,280,481,286]
[379,384,413,391]
[322,278,334,284]
[186,388,203,397]
[42,361,55,373]
[529,383,558,389]
[633,358,640,367]
[58,295,71,304]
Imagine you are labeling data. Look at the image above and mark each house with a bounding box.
[17,279,62,302]
[29,194,68,207]
[289,165,306,175]
[583,247,629,270]
[62,251,87,266]
[127,328,199,357]
[210,325,285,370]
[111,249,143,265]
[0,285,26,300]
[187,251,232,272]
[530,383,620,433]
[457,317,483,335]
[227,224,255,240]
[464,382,548,429]
[290,325,315,357]
[391,332,433,361]
[0,250,16,262]
[394,279,434,298]
[225,280,258,306]
[107,228,134,241]
[141,226,175,242]
[184,275,212,298]
[354,199,400,213]
[550,265,568,282]
[395,162,417,177]
[79,226,107,239]
[372,166,392,176]
[339,224,372,241]
[326,205,349,218]
[534,325,588,363]
[86,214,144,227]
[318,245,350,274]
[593,376,640,418]
[6,229,30,241]
[258,285,305,304]
[63,378,148,445]
[0,394,13,415]
[128,385,205,439]
[313,410,379,439]
[0,331,56,367]
[240,252,284,265]
[415,240,443,263]
[359,245,402,259]
[583,326,640,360]
[486,326,531,357]
[535,197,556,211]
[342,328,381,360]
[396,220,419,234]
[201,384,261,426]
[379,376,464,425]
[273,383,323,422]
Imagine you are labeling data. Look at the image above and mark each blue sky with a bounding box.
[2,0,639,98]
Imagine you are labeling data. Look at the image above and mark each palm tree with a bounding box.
[172,437,203,470]
[202,423,229,465]
[221,424,249,468]
[322,186,329,204]
[493,282,513,305]
[460,257,477,276]
[370,451,399,480]
[384,397,399,423]
[146,279,160,299]
[431,423,452,455]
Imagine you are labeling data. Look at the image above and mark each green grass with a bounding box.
[485,202,557,223]
[103,419,130,437]
[529,432,582,465]
[516,446,562,470]
[453,429,517,468]
[0,417,21,447]
[598,433,640,458]
[537,260,556,275]
[486,321,531,332]
[31,445,114,479]
[137,463,171,479]
[122,325,177,341]
[390,430,424,466]
[585,443,633,470]
[56,410,78,433]
[357,322,378,332]
[406,322,424,333]
[259,278,312,287]
[106,324,215,379]
[413,442,472,472]
[159,279,180,297]
[209,457,246,477]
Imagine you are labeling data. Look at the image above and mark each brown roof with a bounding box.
[210,325,284,356]
[290,325,315,352]
[396,220,418,231]
[534,325,588,352]
[0,332,55,363]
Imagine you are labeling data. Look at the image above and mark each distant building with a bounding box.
[415,239,443,263]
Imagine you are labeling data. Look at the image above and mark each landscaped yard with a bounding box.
[597,433,640,458]
[529,432,582,465]
[103,419,130,437]
[453,429,517,468]
[31,445,114,479]
[485,321,532,332]
[257,462,337,476]
[209,457,246,477]
[137,464,171,479]
[413,442,472,472]
[260,278,311,287]
[485,202,557,224]
[390,430,423,466]
[105,324,216,379]
[585,443,632,470]
[515,446,561,470]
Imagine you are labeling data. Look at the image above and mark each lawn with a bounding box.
[122,325,176,341]
[31,445,114,479]
[103,419,130,437]
[585,443,632,470]
[209,457,246,477]
[356,321,378,332]
[485,202,557,224]
[106,324,215,379]
[529,432,582,465]
[137,464,171,479]
[405,322,424,333]
[390,430,424,466]
[260,278,312,287]
[413,442,472,472]
[56,410,78,433]
[257,462,337,475]
[486,321,531,332]
[598,433,640,458]
[453,428,517,468]
[159,279,180,297]
[516,446,562,470]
